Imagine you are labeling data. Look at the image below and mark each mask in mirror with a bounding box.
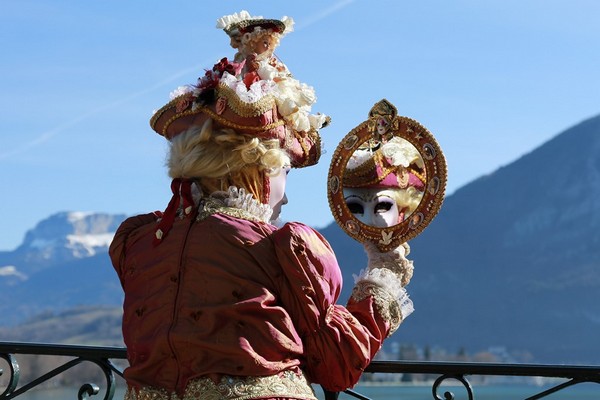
[343,137,426,228]
[327,99,447,251]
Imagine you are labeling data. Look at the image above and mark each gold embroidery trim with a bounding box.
[351,281,402,336]
[198,106,285,132]
[157,104,285,137]
[125,370,317,400]
[149,96,181,130]
[150,85,282,136]
[292,128,322,168]
[216,83,277,117]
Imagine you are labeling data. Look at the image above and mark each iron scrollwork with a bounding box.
[432,374,474,400]
[3,343,600,399]
[0,342,125,400]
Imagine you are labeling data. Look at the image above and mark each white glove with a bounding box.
[352,241,415,333]
[363,242,414,287]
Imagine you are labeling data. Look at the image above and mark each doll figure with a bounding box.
[216,11,328,133]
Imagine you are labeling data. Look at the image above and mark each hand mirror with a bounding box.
[327,99,447,251]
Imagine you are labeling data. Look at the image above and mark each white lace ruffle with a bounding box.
[280,16,295,36]
[354,268,414,320]
[219,72,277,104]
[272,77,327,131]
[218,70,328,132]
[215,12,294,38]
[169,85,194,100]
[223,186,273,223]
[215,10,262,31]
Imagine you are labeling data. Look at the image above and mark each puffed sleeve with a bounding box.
[109,212,161,280]
[273,223,392,392]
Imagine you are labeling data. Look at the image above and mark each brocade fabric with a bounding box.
[124,370,316,400]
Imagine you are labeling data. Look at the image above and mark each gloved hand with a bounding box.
[353,241,415,333]
[363,241,414,287]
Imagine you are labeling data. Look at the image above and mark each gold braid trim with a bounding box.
[158,105,285,137]
[293,128,321,168]
[343,151,406,188]
[216,83,277,117]
[204,107,285,132]
[311,130,322,165]
[351,281,402,336]
[149,96,181,131]
[412,168,426,186]
[151,89,284,137]
[125,370,317,400]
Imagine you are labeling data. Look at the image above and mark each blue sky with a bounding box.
[2,0,600,250]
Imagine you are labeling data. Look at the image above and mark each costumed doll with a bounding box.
[110,11,414,400]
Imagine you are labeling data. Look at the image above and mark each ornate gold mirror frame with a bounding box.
[327,99,447,251]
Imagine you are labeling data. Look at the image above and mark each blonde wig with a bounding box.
[167,119,290,203]
[385,187,424,218]
[240,28,281,60]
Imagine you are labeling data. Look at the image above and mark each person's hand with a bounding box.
[363,242,413,287]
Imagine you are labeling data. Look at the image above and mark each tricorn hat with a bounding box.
[215,10,292,36]
[343,138,426,191]
[150,11,327,168]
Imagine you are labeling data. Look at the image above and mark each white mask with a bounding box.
[268,166,290,222]
[343,188,400,228]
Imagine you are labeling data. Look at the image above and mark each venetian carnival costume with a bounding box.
[109,11,414,400]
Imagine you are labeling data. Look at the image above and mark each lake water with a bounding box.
[13,382,600,399]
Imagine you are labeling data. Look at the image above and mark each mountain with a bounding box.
[1,211,126,274]
[1,114,600,364]
[0,212,126,325]
[323,113,600,364]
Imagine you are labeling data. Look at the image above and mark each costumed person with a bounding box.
[110,11,415,400]
[343,137,426,228]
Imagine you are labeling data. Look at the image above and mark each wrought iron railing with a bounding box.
[0,342,125,400]
[1,342,600,400]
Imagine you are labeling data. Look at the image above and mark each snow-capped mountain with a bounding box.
[0,211,127,280]
[0,211,127,325]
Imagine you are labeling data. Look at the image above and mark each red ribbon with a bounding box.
[153,179,196,246]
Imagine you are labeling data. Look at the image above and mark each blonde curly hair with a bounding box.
[240,27,281,60]
[386,187,424,218]
[167,119,289,202]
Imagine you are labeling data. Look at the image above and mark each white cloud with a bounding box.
[0,265,28,281]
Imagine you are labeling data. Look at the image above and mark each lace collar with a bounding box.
[197,186,273,224]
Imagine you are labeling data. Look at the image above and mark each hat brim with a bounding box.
[150,84,321,168]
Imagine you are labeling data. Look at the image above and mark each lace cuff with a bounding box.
[351,268,414,336]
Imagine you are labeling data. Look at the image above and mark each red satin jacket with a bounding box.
[109,211,391,396]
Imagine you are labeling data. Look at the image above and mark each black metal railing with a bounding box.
[0,342,125,400]
[2,342,600,400]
